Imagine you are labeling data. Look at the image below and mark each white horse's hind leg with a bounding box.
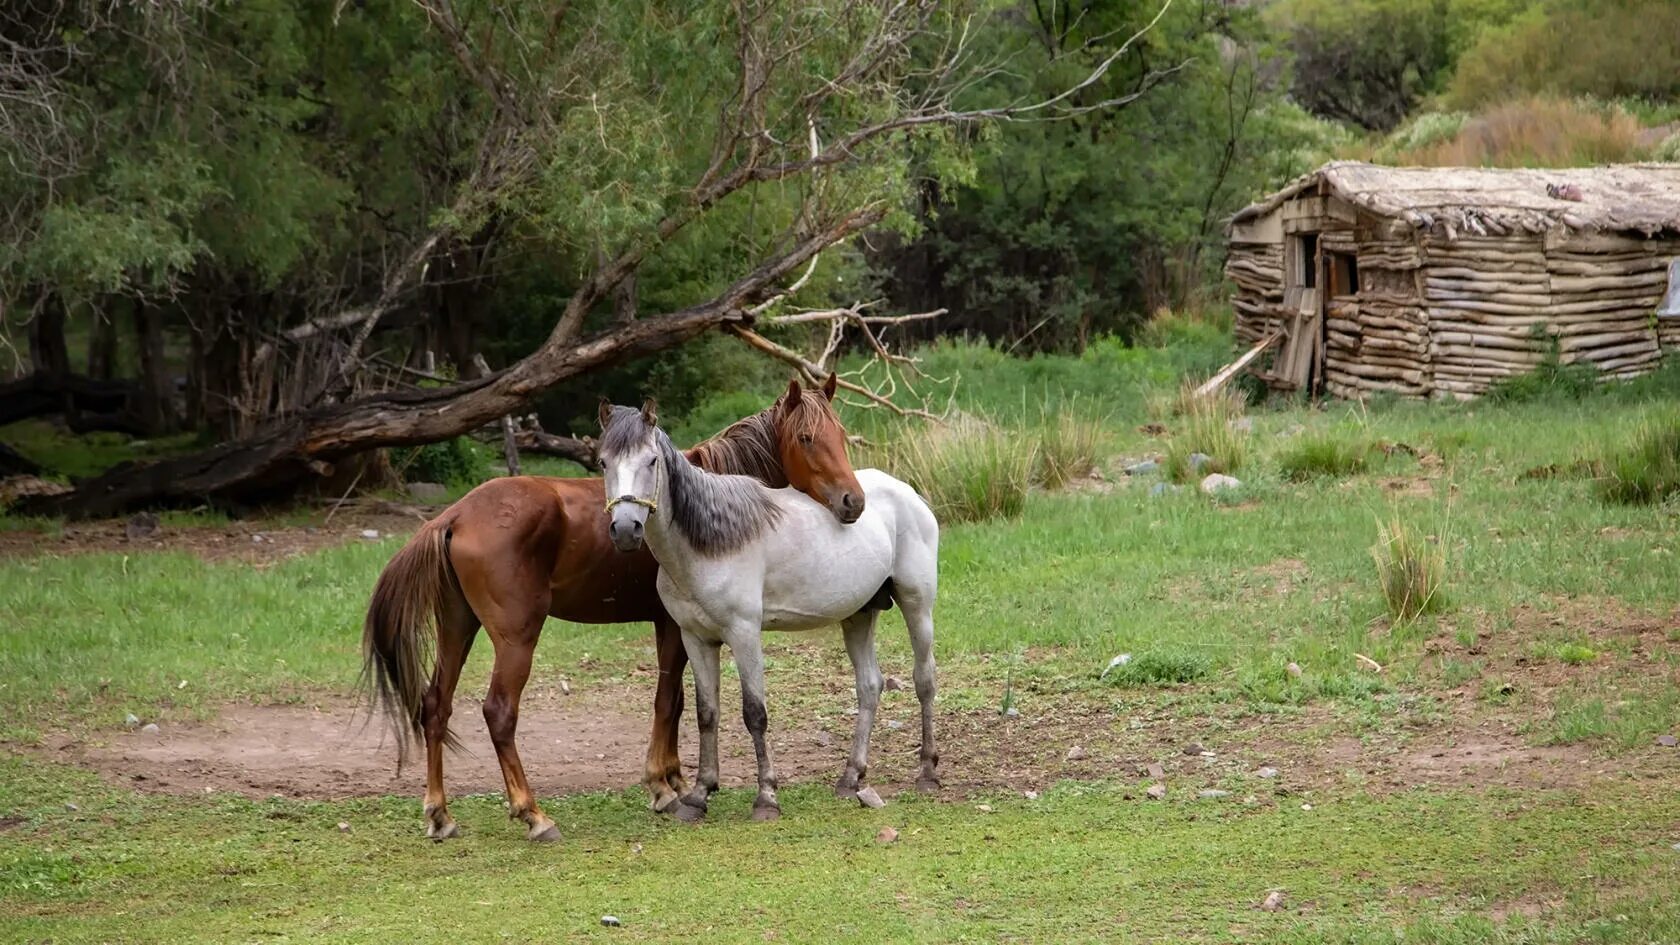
[674,628,721,823]
[835,610,882,801]
[727,625,781,821]
[901,594,940,790]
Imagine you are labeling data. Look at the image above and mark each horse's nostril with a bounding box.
[842,493,856,509]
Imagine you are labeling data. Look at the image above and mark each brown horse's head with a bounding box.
[773,373,864,524]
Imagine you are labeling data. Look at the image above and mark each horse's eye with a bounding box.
[798,433,813,445]
[647,455,657,467]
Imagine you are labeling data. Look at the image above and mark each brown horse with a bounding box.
[362,375,862,841]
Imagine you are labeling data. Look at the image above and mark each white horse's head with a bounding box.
[598,398,664,553]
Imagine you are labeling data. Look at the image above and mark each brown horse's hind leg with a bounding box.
[482,622,560,842]
[644,614,689,813]
[422,592,479,840]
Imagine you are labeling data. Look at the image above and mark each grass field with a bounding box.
[3,342,1680,943]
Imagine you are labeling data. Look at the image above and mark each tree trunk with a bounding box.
[132,301,177,435]
[86,304,120,381]
[28,294,71,379]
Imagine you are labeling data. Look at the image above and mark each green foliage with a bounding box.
[1101,649,1212,686]
[1031,408,1105,490]
[1162,389,1250,483]
[1486,333,1600,404]
[390,437,484,486]
[1371,512,1449,621]
[1278,432,1372,481]
[1270,0,1457,131]
[1380,97,1655,167]
[1447,0,1680,108]
[877,415,1034,524]
[1598,415,1680,506]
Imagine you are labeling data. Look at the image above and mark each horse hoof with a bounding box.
[426,820,460,842]
[650,791,681,815]
[751,804,781,822]
[672,801,707,824]
[527,822,561,843]
[834,780,859,801]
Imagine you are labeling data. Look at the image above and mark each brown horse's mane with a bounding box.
[686,389,839,486]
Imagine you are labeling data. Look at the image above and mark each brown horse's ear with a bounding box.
[640,397,659,427]
[597,396,612,431]
[820,371,838,401]
[781,376,803,414]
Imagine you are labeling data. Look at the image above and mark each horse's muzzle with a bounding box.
[607,516,645,552]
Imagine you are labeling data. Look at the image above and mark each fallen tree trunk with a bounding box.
[0,372,144,427]
[511,426,599,471]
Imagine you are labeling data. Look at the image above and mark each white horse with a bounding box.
[598,399,940,822]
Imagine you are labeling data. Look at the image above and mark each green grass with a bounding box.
[0,419,202,481]
[876,415,1034,524]
[1599,413,1680,506]
[1,755,1677,944]
[1370,512,1449,622]
[8,340,1680,941]
[1277,432,1371,481]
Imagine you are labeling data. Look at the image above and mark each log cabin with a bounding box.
[1225,161,1680,400]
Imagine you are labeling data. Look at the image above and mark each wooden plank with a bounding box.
[1192,331,1283,399]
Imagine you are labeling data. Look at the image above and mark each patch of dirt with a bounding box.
[1245,557,1309,597]
[0,508,430,566]
[0,814,25,831]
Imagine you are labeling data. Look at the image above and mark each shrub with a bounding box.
[1102,649,1212,687]
[1370,512,1448,621]
[1598,415,1680,506]
[1162,385,1249,483]
[883,415,1034,524]
[1396,97,1650,167]
[1485,332,1600,404]
[1278,432,1370,481]
[1033,410,1104,490]
[391,437,484,486]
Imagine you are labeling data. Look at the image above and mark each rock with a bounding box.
[813,731,834,748]
[857,787,886,809]
[64,802,78,812]
[1255,767,1279,779]
[1182,743,1207,756]
[1188,452,1213,472]
[360,529,380,540]
[976,804,994,814]
[1286,662,1302,678]
[1100,653,1132,680]
[1065,745,1086,761]
[1300,803,1313,811]
[406,482,449,502]
[1200,473,1241,494]
[337,822,351,833]
[1125,460,1160,476]
[125,512,160,542]
[886,720,903,731]
[1004,707,1020,718]
[600,916,622,928]
[883,675,905,692]
[1146,763,1165,779]
[1148,482,1182,498]
[251,534,265,544]
[1229,417,1255,433]
[559,678,571,696]
[124,713,141,728]
[1657,734,1679,748]
[1145,783,1167,800]
[1197,789,1231,800]
[140,723,160,735]
[875,826,899,844]
[1024,791,1039,800]
[1260,890,1286,912]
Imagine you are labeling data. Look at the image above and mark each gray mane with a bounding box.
[600,405,784,556]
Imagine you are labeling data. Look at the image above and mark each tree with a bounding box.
[21,0,1172,518]
[1270,0,1454,131]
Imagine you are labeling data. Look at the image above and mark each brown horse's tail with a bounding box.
[361,517,459,769]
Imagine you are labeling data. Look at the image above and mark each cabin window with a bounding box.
[1326,251,1359,298]
[1293,234,1318,289]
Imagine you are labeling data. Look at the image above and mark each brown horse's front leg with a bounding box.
[644,613,689,813]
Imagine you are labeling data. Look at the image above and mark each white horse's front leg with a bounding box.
[674,626,721,824]
[726,624,780,821]
[836,610,883,803]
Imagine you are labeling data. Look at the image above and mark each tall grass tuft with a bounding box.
[1162,384,1249,483]
[1599,415,1680,506]
[1277,432,1370,481]
[882,414,1034,524]
[1391,97,1650,167]
[1371,512,1448,621]
[1033,410,1104,490]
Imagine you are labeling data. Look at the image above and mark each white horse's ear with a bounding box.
[820,371,838,401]
[597,396,612,431]
[640,398,659,427]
